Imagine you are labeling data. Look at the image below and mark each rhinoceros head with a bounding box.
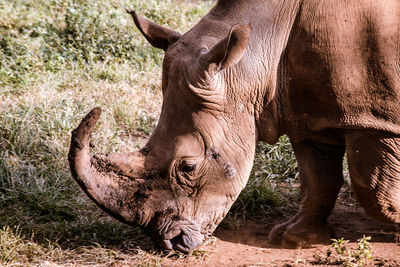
[68,10,256,252]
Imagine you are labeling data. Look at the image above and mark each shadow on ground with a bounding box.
[214,205,399,249]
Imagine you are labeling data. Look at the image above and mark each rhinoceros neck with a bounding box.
[207,0,302,144]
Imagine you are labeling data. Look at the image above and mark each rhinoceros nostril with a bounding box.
[170,232,184,247]
[162,239,173,250]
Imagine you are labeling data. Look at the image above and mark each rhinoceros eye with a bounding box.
[181,163,197,173]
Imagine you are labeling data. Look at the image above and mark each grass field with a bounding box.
[0,0,299,265]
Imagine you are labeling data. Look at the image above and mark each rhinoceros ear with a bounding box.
[201,24,251,71]
[127,9,182,51]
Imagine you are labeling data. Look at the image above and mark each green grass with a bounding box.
[310,236,373,266]
[0,0,300,265]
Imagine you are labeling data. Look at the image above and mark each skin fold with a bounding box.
[69,0,400,252]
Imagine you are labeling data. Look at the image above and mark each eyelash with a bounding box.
[181,164,197,173]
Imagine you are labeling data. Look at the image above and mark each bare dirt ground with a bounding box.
[160,205,400,267]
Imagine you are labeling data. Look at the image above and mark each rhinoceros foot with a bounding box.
[268,217,336,249]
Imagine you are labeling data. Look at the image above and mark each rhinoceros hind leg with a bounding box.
[345,131,400,223]
[268,140,345,248]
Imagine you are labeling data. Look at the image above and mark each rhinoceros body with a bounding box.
[69,0,400,251]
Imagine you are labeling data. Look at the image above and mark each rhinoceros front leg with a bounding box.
[268,140,345,248]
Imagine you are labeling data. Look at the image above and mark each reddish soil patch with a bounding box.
[164,205,400,266]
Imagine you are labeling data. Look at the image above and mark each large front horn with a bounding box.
[68,108,145,224]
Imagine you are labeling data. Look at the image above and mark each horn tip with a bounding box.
[90,107,102,118]
[71,107,102,140]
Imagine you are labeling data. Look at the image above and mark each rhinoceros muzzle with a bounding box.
[155,220,204,253]
[144,215,205,252]
[161,233,203,253]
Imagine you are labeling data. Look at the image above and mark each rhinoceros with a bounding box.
[68,0,400,252]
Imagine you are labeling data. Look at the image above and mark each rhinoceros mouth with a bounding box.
[161,231,203,253]
[147,219,205,253]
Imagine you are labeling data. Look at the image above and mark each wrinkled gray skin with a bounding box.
[69,0,400,252]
